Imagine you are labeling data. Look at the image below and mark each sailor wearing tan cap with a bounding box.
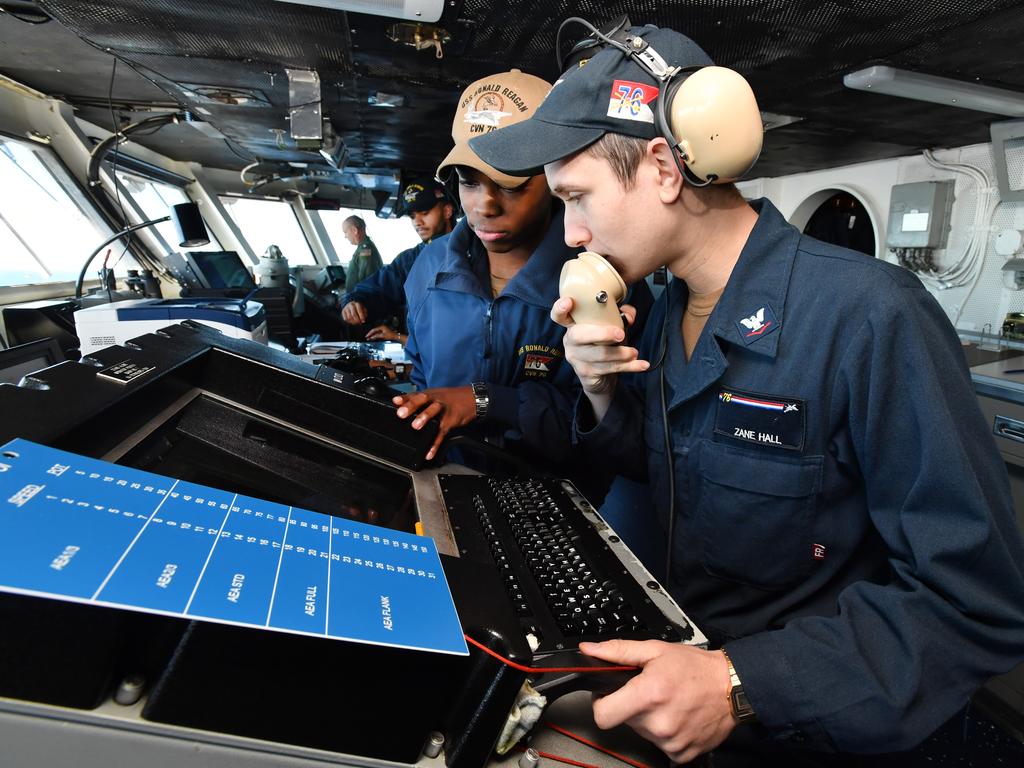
[392,68,651,468]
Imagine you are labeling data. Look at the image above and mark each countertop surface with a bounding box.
[970,351,1024,403]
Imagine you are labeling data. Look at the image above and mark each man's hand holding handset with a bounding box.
[553,251,739,761]
[551,251,649,421]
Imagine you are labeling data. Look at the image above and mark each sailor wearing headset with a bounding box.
[471,19,1024,766]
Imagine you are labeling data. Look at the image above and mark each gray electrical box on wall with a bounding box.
[885,180,955,249]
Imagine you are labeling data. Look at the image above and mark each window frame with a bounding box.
[0,130,117,296]
[217,193,319,267]
[109,168,222,256]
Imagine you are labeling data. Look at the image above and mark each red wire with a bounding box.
[546,723,651,768]
[516,744,601,768]
[463,633,637,674]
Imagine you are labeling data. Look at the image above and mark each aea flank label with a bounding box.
[0,438,467,655]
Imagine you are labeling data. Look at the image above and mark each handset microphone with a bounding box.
[558,251,627,331]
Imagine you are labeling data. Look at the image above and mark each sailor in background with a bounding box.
[342,215,384,295]
[471,22,1024,767]
[340,180,456,344]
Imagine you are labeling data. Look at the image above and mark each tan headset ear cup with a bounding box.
[667,66,763,183]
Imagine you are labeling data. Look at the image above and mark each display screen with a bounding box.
[189,251,255,290]
[0,355,50,385]
[117,394,417,534]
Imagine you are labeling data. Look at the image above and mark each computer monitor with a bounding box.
[187,251,255,290]
[1,299,79,359]
[0,338,63,386]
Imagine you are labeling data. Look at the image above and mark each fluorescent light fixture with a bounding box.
[844,66,1024,117]
[270,0,443,22]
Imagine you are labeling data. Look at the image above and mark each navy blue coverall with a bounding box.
[405,203,580,463]
[405,201,651,466]
[577,199,1024,758]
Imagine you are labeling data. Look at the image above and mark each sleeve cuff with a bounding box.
[342,292,366,306]
[724,633,835,751]
[573,388,630,444]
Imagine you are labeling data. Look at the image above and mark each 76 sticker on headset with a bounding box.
[608,80,659,124]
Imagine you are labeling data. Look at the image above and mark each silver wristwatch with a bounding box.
[470,381,489,419]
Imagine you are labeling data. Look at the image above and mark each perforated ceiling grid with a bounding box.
[21,0,1024,181]
[40,0,354,70]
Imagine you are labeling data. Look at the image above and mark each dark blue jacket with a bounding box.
[342,240,425,324]
[404,203,581,462]
[578,199,1024,755]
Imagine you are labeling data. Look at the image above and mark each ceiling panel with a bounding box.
[0,0,1018,190]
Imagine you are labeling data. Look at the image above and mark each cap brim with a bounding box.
[402,201,437,215]
[468,119,606,176]
[436,140,530,189]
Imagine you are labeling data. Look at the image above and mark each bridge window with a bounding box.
[316,208,421,266]
[112,170,222,256]
[0,135,109,287]
[219,196,317,266]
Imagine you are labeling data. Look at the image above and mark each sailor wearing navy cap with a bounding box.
[471,19,1024,767]
[341,180,455,343]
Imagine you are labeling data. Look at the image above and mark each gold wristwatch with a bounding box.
[722,649,757,724]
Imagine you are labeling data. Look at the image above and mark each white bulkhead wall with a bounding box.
[742,143,1024,334]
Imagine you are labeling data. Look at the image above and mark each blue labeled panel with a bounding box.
[95,482,235,612]
[267,506,332,635]
[0,446,175,598]
[328,523,461,651]
[185,495,289,626]
[0,439,466,656]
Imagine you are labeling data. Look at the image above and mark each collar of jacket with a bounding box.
[676,198,800,361]
[431,200,577,309]
[655,199,798,411]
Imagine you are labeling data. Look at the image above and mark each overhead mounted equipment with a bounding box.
[844,66,1024,117]
[387,22,451,58]
[270,0,444,22]
[990,119,1024,203]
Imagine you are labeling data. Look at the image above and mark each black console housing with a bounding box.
[0,323,529,767]
[0,321,437,470]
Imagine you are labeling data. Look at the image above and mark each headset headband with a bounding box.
[555,17,720,186]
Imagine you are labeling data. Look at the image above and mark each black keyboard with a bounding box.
[439,474,703,653]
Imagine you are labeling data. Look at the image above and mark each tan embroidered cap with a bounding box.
[436,69,551,188]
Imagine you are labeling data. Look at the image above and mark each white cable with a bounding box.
[240,161,261,187]
[920,150,990,287]
[952,189,999,325]
[919,149,999,325]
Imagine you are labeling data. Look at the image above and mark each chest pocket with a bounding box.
[695,440,822,590]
